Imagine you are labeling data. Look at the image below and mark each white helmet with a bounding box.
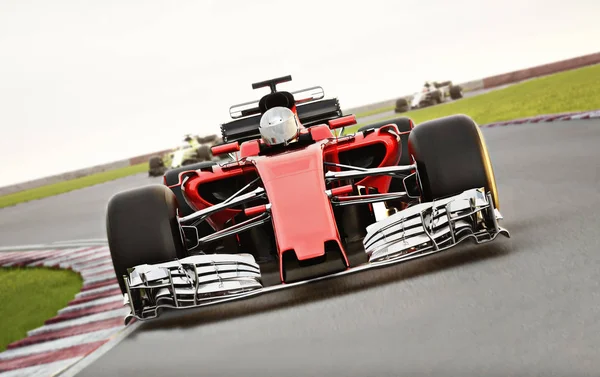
[259,107,300,146]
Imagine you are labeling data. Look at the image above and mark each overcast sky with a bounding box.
[1,0,599,187]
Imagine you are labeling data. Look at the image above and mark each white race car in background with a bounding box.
[148,134,225,177]
[395,81,464,113]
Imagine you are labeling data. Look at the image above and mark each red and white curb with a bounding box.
[481,109,600,128]
[0,245,139,377]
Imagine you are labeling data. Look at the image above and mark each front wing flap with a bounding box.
[364,187,507,262]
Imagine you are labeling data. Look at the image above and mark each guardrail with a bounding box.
[1,51,598,196]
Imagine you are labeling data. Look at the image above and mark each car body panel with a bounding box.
[248,140,344,263]
[176,125,402,234]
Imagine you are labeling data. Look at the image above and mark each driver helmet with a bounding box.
[259,106,300,146]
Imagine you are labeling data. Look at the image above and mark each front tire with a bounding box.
[106,184,186,294]
[408,114,499,209]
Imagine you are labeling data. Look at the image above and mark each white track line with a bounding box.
[571,111,600,120]
[50,239,108,245]
[0,244,77,252]
[55,322,142,377]
[0,239,107,252]
[0,328,121,361]
[0,245,50,252]
[27,308,129,337]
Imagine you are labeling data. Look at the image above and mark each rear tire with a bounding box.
[449,85,463,100]
[196,145,211,161]
[148,156,164,169]
[197,134,218,144]
[148,156,165,176]
[394,98,409,113]
[408,114,499,208]
[106,184,186,294]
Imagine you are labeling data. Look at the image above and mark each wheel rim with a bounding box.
[474,124,500,209]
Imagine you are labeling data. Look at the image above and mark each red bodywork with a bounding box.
[173,122,403,282]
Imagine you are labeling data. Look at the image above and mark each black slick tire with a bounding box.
[196,145,212,161]
[106,184,186,294]
[408,114,499,208]
[148,155,164,169]
[394,98,409,113]
[449,85,463,100]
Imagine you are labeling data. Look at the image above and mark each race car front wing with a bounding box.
[122,187,509,323]
[364,188,507,262]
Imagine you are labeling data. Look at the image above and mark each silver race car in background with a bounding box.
[395,81,464,112]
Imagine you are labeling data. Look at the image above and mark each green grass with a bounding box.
[0,267,83,352]
[346,63,600,133]
[0,162,149,209]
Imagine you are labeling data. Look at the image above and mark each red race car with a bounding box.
[106,75,510,324]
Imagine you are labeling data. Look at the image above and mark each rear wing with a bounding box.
[221,98,342,144]
[229,86,325,119]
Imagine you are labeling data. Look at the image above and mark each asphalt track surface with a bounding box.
[0,174,163,246]
[65,119,600,377]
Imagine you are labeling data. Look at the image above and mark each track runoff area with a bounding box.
[0,110,599,376]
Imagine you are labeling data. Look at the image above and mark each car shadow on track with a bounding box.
[134,238,514,333]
